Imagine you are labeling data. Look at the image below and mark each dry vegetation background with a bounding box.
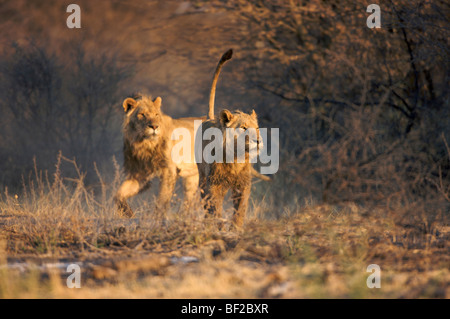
[0,0,449,298]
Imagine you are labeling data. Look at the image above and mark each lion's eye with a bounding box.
[241,126,248,130]
[137,113,145,120]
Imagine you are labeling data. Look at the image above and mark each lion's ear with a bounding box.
[154,97,162,109]
[123,98,137,113]
[251,109,257,119]
[220,109,233,127]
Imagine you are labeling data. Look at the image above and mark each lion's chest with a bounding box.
[123,139,169,178]
[209,163,251,188]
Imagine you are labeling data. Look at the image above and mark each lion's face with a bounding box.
[123,96,164,143]
[219,109,262,161]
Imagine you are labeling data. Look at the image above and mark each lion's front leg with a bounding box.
[205,183,227,219]
[231,184,251,228]
[157,168,177,215]
[114,178,150,218]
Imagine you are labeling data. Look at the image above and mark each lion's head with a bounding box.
[122,95,165,145]
[219,109,262,161]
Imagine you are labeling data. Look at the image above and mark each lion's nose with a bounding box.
[148,124,159,130]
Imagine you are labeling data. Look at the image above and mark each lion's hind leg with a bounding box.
[180,173,199,213]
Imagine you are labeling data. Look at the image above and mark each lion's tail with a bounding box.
[208,49,233,120]
[251,167,271,182]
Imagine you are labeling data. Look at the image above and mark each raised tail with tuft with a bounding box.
[208,49,233,120]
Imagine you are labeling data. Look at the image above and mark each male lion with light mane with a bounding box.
[197,49,265,228]
[114,94,202,217]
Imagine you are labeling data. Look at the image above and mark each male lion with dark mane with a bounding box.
[114,94,202,217]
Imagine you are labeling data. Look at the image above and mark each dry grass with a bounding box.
[0,157,448,299]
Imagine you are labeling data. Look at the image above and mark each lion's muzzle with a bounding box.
[145,124,161,138]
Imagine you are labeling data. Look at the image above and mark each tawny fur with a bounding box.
[197,110,262,228]
[114,95,203,217]
[198,49,264,227]
[115,50,267,220]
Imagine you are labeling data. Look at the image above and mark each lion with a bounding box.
[197,49,266,228]
[114,94,203,218]
[115,50,266,219]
